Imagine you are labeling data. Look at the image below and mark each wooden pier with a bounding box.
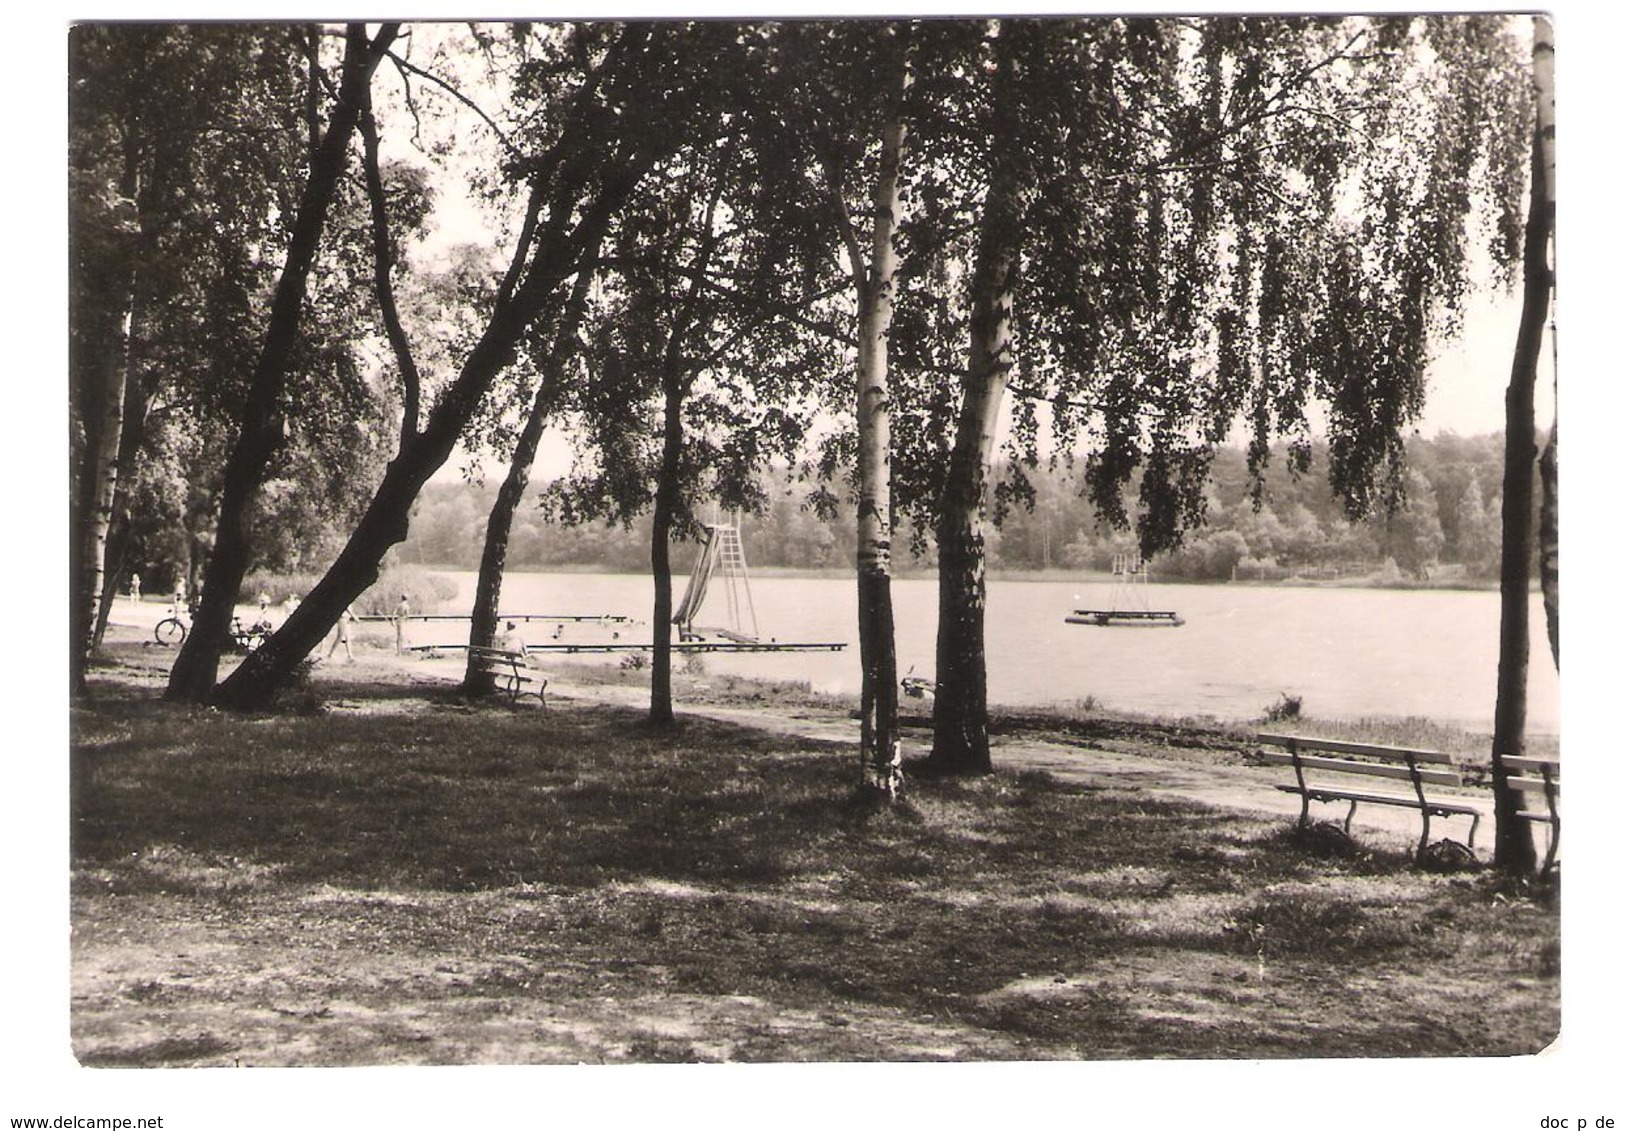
[410,640,846,655]
[359,613,634,624]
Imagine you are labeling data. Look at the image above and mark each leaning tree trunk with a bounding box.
[166,25,397,703]
[210,175,630,710]
[852,36,911,799]
[462,389,554,698]
[461,246,597,697]
[1490,16,1554,875]
[648,374,685,728]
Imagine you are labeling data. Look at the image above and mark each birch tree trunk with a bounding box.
[1490,15,1554,875]
[927,234,1018,775]
[92,357,152,650]
[1534,18,1559,675]
[73,301,133,691]
[854,54,910,797]
[71,126,143,693]
[927,24,1026,776]
[1539,417,1557,669]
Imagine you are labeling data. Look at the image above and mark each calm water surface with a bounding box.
[424,571,1559,735]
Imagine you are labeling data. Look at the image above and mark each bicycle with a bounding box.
[154,603,190,646]
[154,605,272,652]
[230,616,274,653]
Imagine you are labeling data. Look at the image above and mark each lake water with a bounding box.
[420,570,1559,736]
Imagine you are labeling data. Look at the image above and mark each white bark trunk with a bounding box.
[80,307,132,660]
[855,62,909,797]
[1533,15,1558,671]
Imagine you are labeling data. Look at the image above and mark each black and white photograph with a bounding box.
[19,2,1621,1126]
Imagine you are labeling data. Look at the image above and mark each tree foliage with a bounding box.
[69,25,398,688]
[72,17,1548,772]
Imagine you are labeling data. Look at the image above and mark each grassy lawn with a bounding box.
[69,647,1559,1065]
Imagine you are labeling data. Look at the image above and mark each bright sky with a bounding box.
[1419,285,1558,437]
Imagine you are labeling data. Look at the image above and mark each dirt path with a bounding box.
[107,605,1505,858]
[471,664,1502,857]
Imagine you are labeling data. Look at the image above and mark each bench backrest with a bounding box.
[469,645,526,660]
[1498,753,1560,807]
[1500,754,1559,777]
[1255,732,1463,787]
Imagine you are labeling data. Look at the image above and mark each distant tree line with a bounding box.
[389,429,1528,585]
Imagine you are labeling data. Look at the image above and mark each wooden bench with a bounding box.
[468,646,548,707]
[1502,754,1560,878]
[1256,732,1483,856]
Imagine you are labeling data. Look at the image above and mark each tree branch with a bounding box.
[384,48,523,163]
[357,102,423,445]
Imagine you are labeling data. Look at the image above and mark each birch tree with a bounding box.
[771,20,916,794]
[1490,15,1556,874]
[546,27,835,725]
[909,16,1534,775]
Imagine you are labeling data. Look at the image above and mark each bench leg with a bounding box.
[1417,809,1431,857]
[1466,811,1481,850]
[537,678,548,710]
[1342,799,1358,835]
[1542,816,1560,880]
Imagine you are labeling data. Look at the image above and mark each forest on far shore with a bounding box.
[395,430,1530,586]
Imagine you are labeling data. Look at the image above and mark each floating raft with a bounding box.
[1066,552,1184,627]
[1066,609,1185,627]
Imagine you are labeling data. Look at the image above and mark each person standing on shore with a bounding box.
[129,572,141,604]
[395,594,411,653]
[327,604,356,663]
